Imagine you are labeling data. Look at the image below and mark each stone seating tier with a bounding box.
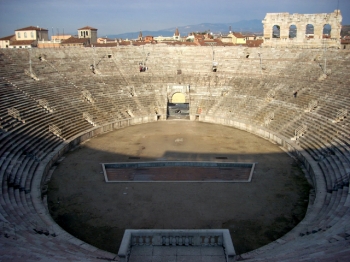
[0,47,349,261]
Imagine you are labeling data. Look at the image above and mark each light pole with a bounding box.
[29,48,32,75]
[258,52,262,75]
[323,39,327,74]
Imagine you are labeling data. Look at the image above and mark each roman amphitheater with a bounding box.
[1,17,350,262]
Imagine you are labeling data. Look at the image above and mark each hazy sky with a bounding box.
[0,0,348,37]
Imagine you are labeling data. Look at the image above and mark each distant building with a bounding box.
[229,32,246,45]
[341,36,350,50]
[58,26,98,47]
[97,37,116,44]
[78,26,98,44]
[60,37,90,48]
[38,34,72,48]
[244,35,257,40]
[186,34,195,42]
[174,28,180,40]
[15,26,49,41]
[51,35,72,41]
[138,31,143,41]
[144,36,154,43]
[0,35,15,48]
[246,39,264,47]
[220,36,232,44]
[154,28,181,42]
[5,26,49,48]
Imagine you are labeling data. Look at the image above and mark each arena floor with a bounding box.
[47,120,310,254]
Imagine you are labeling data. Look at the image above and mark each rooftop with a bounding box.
[15,26,48,31]
[78,26,98,30]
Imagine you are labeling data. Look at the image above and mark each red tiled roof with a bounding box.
[164,41,197,46]
[10,40,35,46]
[61,37,90,44]
[0,35,15,41]
[15,26,48,31]
[246,39,264,47]
[94,43,119,47]
[78,26,98,30]
[232,33,244,38]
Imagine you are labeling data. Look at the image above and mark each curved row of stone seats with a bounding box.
[1,47,350,261]
[240,231,350,261]
[0,232,117,262]
[91,46,319,77]
[1,57,119,261]
[0,52,89,238]
[2,53,110,130]
[1,128,58,232]
[191,50,350,260]
[21,50,167,123]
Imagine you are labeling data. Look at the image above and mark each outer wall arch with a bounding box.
[323,24,331,38]
[34,115,324,258]
[289,24,297,38]
[272,25,281,38]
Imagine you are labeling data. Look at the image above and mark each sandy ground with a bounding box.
[47,120,310,255]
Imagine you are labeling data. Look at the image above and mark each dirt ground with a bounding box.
[47,120,310,255]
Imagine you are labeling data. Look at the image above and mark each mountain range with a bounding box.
[106,19,263,39]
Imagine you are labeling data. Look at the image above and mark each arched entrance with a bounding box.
[167,92,189,119]
[171,92,186,103]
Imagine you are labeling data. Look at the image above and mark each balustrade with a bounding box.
[118,229,235,262]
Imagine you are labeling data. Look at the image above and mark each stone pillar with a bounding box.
[280,24,289,40]
[263,22,272,39]
[314,25,323,40]
[296,23,304,42]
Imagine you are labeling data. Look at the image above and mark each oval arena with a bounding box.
[0,45,350,261]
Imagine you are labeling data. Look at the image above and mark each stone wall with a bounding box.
[262,10,342,48]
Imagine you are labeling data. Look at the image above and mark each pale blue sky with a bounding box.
[0,0,348,37]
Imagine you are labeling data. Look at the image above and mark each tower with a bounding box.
[138,31,143,41]
[173,28,180,41]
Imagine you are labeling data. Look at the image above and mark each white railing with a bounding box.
[118,229,236,262]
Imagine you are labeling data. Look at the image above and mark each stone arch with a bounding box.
[171,92,186,103]
[323,24,331,38]
[272,25,280,38]
[305,24,314,39]
[289,24,297,38]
